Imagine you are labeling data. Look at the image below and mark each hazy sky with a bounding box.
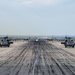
[0,0,75,36]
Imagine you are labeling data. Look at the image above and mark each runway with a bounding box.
[0,41,75,75]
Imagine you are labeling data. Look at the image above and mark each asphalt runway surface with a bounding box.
[0,41,75,75]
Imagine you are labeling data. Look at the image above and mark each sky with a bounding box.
[0,0,75,36]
